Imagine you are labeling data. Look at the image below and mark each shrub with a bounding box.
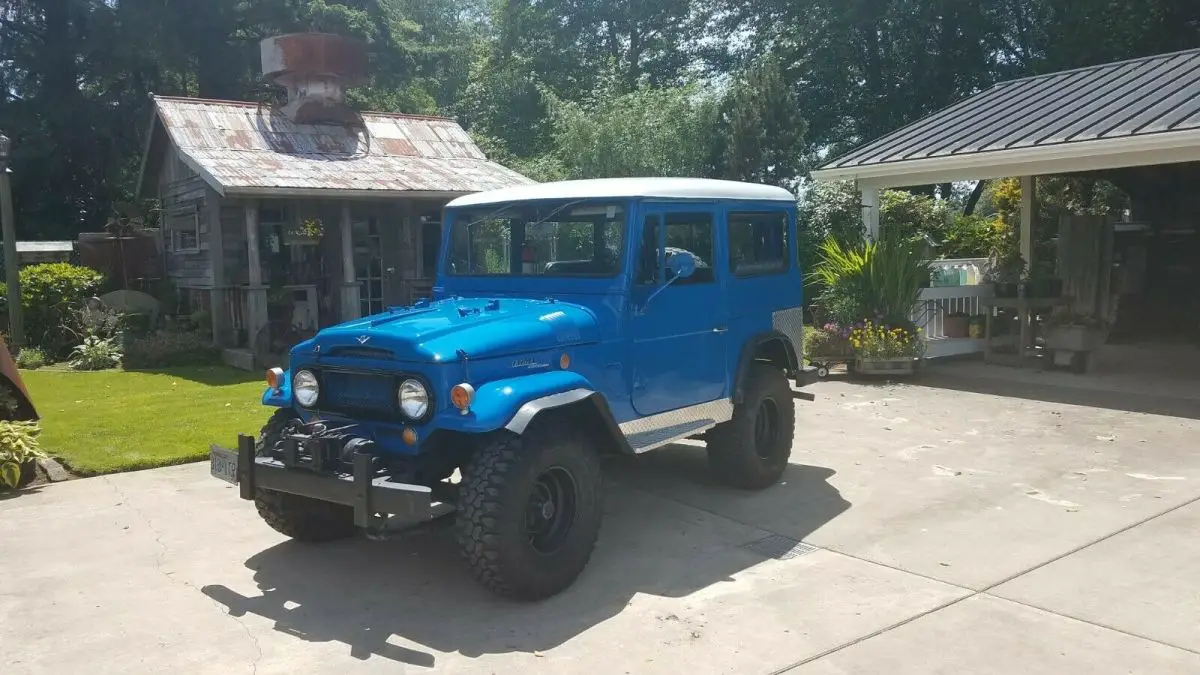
[805,323,855,358]
[121,312,156,338]
[809,231,931,328]
[68,306,126,342]
[15,347,47,370]
[0,263,105,357]
[124,330,220,369]
[69,336,123,371]
[0,420,45,488]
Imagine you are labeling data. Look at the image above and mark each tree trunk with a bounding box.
[964,180,987,215]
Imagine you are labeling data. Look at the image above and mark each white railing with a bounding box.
[914,263,994,359]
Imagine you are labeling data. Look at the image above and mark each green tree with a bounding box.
[713,56,811,187]
[545,82,721,179]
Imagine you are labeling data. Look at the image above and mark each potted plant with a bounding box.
[805,322,855,377]
[967,313,986,339]
[1043,308,1110,373]
[944,311,970,339]
[983,246,1025,299]
[1024,259,1063,299]
[1044,309,1110,352]
[850,320,926,376]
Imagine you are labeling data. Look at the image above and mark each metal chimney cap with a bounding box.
[260,33,368,85]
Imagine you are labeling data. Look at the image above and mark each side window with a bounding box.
[664,212,715,284]
[729,211,789,277]
[636,215,661,285]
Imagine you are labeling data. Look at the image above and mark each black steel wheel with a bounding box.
[526,466,579,555]
[706,363,796,490]
[457,419,603,601]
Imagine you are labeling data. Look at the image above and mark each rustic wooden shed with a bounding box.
[135,33,532,368]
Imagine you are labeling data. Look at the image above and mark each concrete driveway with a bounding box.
[4,377,1200,674]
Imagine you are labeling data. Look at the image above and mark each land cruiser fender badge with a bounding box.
[512,358,550,370]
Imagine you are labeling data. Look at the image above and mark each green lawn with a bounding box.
[22,367,270,475]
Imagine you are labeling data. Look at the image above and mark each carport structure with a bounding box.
[812,47,1200,359]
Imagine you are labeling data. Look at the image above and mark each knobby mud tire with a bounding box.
[252,409,356,543]
[706,362,796,490]
[456,419,604,601]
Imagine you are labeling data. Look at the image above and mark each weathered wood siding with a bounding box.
[159,145,213,288]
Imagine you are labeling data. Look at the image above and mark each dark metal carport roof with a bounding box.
[812,48,1200,187]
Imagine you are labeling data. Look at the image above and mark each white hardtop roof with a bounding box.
[446,177,796,208]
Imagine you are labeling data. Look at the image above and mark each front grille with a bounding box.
[321,370,397,415]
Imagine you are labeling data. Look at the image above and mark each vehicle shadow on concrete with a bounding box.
[200,453,848,667]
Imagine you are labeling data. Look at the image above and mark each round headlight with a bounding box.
[398,379,429,419]
[293,369,319,408]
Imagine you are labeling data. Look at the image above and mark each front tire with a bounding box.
[706,362,796,489]
[252,409,356,543]
[456,420,603,601]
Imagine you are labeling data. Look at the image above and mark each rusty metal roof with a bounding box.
[149,96,533,197]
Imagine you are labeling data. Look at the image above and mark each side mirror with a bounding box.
[640,250,697,314]
[666,250,697,280]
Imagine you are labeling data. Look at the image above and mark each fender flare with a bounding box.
[506,388,633,454]
[733,331,799,405]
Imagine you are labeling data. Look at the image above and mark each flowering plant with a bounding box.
[849,321,925,359]
[805,322,855,357]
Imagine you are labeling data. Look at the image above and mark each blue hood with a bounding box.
[305,297,599,363]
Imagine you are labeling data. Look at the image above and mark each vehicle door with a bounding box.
[725,206,795,365]
[629,203,729,416]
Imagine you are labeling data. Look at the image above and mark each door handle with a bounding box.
[713,325,728,333]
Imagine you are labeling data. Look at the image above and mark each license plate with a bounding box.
[209,445,239,485]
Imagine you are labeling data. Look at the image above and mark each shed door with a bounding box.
[629,205,729,416]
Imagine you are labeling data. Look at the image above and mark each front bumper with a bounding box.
[211,433,434,529]
[793,365,819,400]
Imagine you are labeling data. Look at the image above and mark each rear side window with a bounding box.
[729,212,789,277]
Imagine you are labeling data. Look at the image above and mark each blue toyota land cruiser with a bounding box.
[210,177,817,600]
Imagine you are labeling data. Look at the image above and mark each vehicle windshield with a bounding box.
[446,201,626,277]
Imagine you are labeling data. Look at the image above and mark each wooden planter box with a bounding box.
[1044,326,1108,353]
[855,357,918,376]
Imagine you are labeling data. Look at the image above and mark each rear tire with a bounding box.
[252,409,356,543]
[456,419,603,601]
[706,362,795,490]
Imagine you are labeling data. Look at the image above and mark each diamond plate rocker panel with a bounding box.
[619,398,735,454]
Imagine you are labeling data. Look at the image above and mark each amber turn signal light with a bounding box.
[265,367,285,389]
[402,428,418,446]
[560,353,571,369]
[450,383,475,412]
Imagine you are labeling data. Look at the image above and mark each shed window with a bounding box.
[167,207,200,252]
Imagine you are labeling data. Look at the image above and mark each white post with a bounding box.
[1020,176,1036,268]
[243,201,269,354]
[861,184,881,241]
[245,201,262,286]
[339,202,361,320]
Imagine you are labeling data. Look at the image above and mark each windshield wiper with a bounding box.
[461,198,591,232]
